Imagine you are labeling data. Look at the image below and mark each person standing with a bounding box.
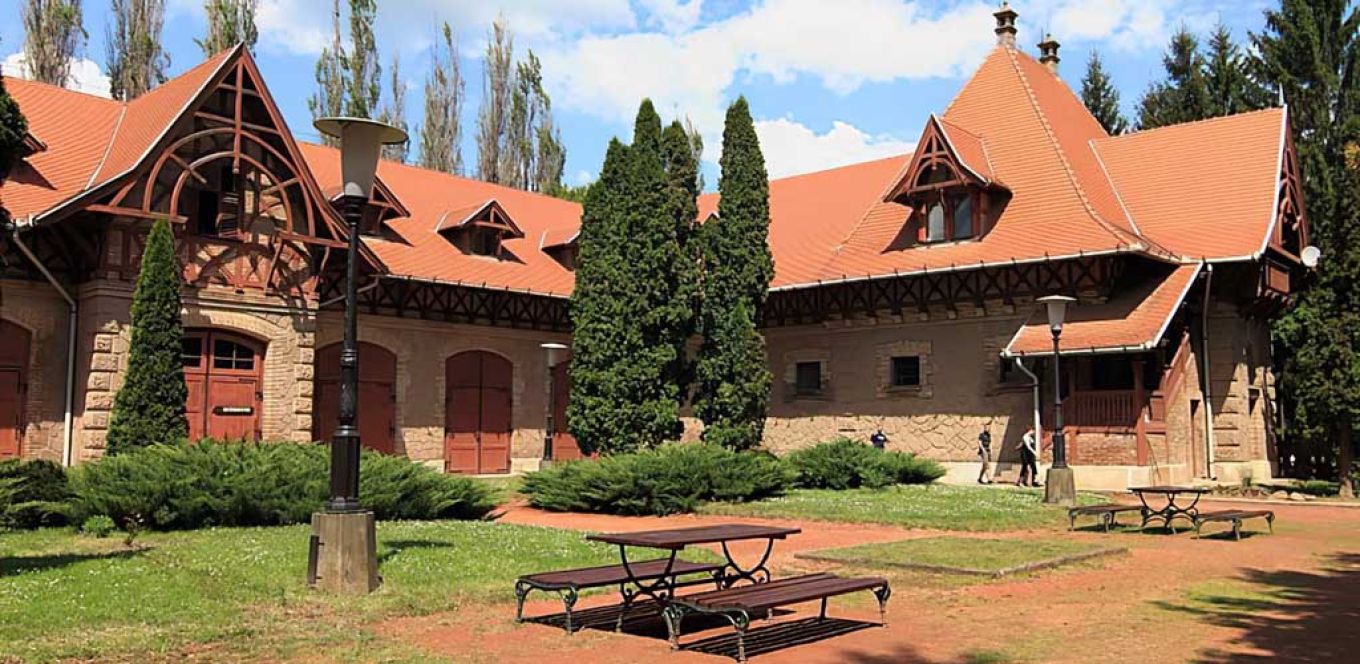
[869,429,888,450]
[1018,426,1041,487]
[977,426,993,484]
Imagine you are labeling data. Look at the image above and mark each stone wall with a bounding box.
[0,279,71,462]
[1205,306,1273,465]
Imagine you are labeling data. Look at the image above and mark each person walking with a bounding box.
[977,426,993,484]
[1018,426,1041,487]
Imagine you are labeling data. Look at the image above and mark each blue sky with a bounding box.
[1,0,1273,190]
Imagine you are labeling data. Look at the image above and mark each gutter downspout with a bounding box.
[1199,262,1216,479]
[1015,356,1043,449]
[11,221,78,467]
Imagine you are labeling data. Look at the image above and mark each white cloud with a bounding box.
[572,169,594,186]
[637,0,704,33]
[2,52,112,98]
[755,117,913,179]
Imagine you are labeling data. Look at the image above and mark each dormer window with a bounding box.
[887,115,1011,247]
[435,199,524,260]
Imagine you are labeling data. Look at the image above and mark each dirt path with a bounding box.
[372,499,1360,663]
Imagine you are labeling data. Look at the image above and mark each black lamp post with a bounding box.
[540,342,568,464]
[1038,295,1076,505]
[307,116,406,593]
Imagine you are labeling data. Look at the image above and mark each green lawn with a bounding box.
[0,520,619,663]
[700,485,1104,531]
[801,536,1111,574]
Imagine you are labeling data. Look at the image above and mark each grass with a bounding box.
[472,475,524,505]
[801,536,1111,574]
[700,485,1104,531]
[0,520,621,663]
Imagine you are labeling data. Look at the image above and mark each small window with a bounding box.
[182,337,203,368]
[469,229,501,257]
[951,193,973,239]
[890,356,921,388]
[212,339,256,371]
[926,201,946,243]
[795,361,822,395]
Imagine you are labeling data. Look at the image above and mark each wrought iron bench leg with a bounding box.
[818,597,828,621]
[615,585,636,632]
[873,584,892,626]
[1232,519,1242,541]
[662,604,685,651]
[733,612,751,663]
[562,587,579,633]
[1068,511,1077,531]
[514,581,532,623]
[1267,514,1275,534]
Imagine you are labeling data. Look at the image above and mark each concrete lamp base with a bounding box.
[1043,467,1077,506]
[309,511,381,594]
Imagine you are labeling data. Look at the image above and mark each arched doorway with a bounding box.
[314,342,397,454]
[445,351,512,474]
[550,361,584,461]
[0,320,30,458]
[183,330,264,441]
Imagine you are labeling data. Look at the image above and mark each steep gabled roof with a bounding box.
[433,199,525,238]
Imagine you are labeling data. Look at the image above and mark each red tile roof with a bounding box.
[1004,263,1202,356]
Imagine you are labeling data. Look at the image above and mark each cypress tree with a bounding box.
[661,120,701,398]
[1080,50,1128,135]
[1137,27,1211,129]
[694,97,773,450]
[0,74,28,181]
[107,219,188,454]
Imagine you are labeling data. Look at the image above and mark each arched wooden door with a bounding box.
[445,351,512,474]
[314,342,397,454]
[183,331,264,441]
[550,361,584,461]
[0,320,30,459]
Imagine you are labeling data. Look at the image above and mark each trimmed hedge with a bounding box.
[785,437,945,489]
[69,441,494,530]
[0,459,71,528]
[522,443,792,516]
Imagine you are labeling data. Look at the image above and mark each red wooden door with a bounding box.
[314,343,397,454]
[183,331,263,442]
[549,361,583,461]
[444,351,513,474]
[0,321,30,458]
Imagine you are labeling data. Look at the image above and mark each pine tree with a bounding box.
[476,14,513,183]
[343,0,379,119]
[376,54,407,162]
[0,74,29,180]
[196,0,256,56]
[1137,27,1211,129]
[106,0,169,101]
[1254,0,1360,496]
[22,0,87,88]
[308,0,345,147]
[107,218,188,454]
[694,97,773,450]
[1205,23,1268,118]
[417,22,464,174]
[1080,50,1128,135]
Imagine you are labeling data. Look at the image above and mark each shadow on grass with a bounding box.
[1,548,144,578]
[377,539,456,564]
[1154,552,1360,663]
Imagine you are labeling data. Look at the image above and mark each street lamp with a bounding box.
[1037,294,1077,506]
[540,342,568,464]
[307,117,407,595]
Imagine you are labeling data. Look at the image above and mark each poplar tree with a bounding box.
[694,97,773,450]
[107,219,189,453]
[1254,0,1360,496]
[106,0,169,101]
[308,0,344,146]
[1137,27,1211,129]
[22,0,87,87]
[536,113,566,193]
[1080,50,1128,135]
[377,54,407,162]
[476,15,513,183]
[196,0,257,56]
[343,0,380,119]
[1205,23,1268,118]
[501,52,540,188]
[417,22,464,174]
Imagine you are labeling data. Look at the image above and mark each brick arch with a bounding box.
[313,341,397,454]
[0,319,32,458]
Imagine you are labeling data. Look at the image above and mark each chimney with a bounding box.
[994,1,1018,47]
[1038,33,1061,74]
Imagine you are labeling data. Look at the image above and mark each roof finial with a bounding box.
[994,1,1019,48]
[1038,33,1061,75]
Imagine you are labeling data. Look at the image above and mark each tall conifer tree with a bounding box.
[418,22,464,174]
[1080,50,1128,135]
[0,73,28,181]
[476,15,513,183]
[22,0,86,87]
[107,219,188,453]
[694,97,773,450]
[1205,23,1268,118]
[1137,27,1211,129]
[377,54,407,162]
[307,0,344,146]
[343,0,380,119]
[197,0,256,56]
[106,0,169,101]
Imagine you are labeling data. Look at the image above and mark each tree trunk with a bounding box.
[1339,426,1355,499]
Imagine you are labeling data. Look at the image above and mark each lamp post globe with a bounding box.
[306,117,405,595]
[1036,295,1077,505]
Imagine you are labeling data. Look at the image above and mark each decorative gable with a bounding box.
[885,115,1009,245]
[1270,127,1308,258]
[435,199,524,258]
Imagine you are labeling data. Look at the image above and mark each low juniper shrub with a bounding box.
[81,514,117,538]
[785,437,944,489]
[521,442,792,516]
[0,458,72,528]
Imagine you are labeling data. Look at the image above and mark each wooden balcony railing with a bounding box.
[1047,390,1141,429]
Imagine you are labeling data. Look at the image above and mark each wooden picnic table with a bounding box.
[588,523,801,605]
[1129,485,1209,532]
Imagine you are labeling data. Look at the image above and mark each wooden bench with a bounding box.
[514,559,723,633]
[1068,504,1145,532]
[663,573,891,662]
[1193,509,1275,540]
